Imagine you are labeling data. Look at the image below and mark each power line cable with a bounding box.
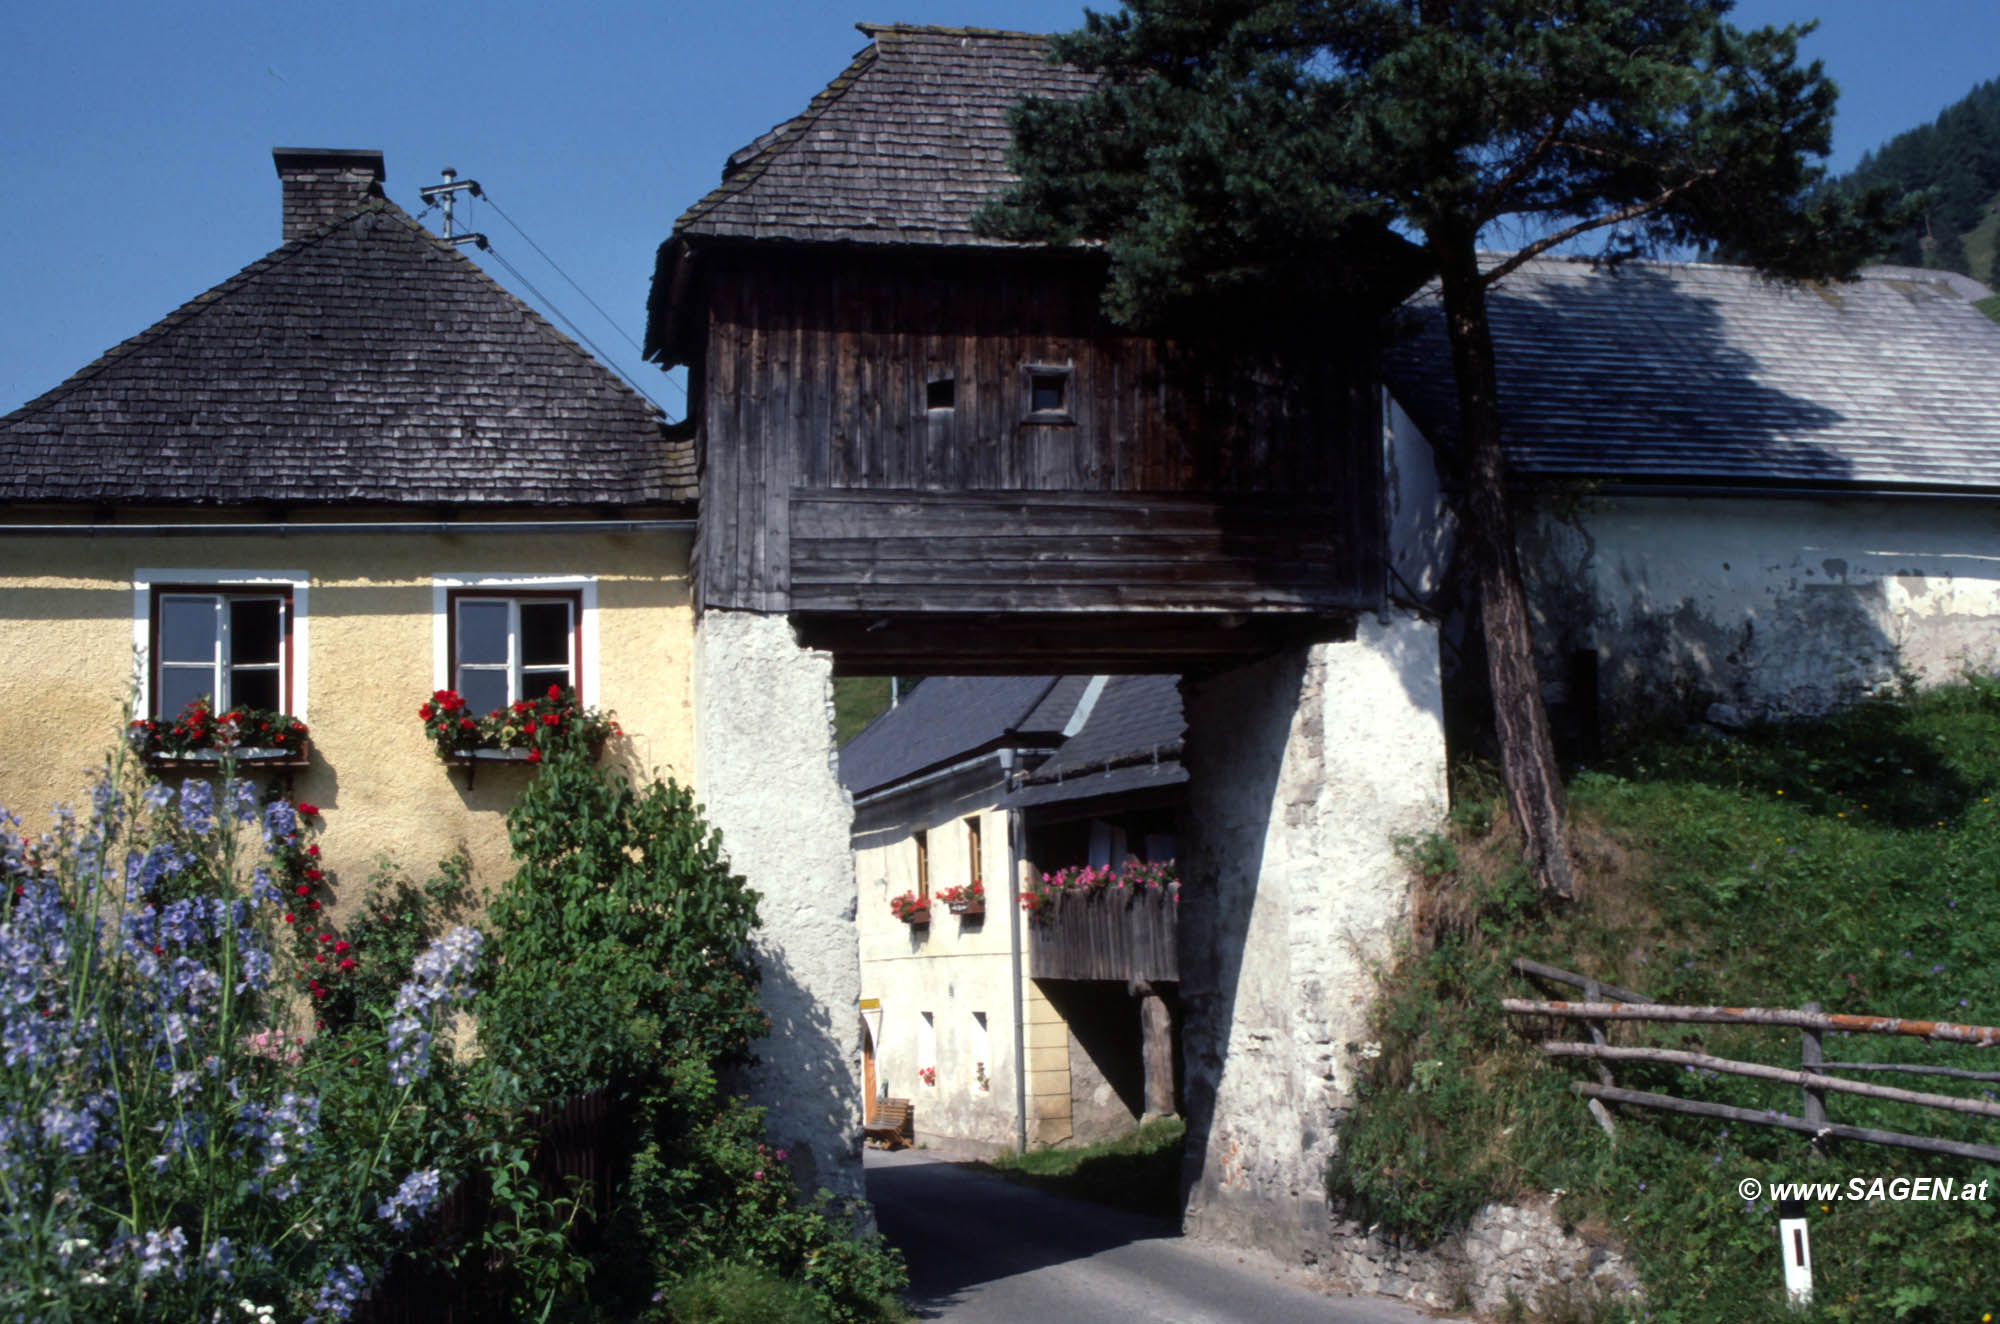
[482,194,651,361]
[478,192,685,410]
[480,243,672,416]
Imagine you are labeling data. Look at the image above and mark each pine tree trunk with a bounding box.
[1431,232,1575,901]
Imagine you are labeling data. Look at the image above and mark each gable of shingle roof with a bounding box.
[0,199,694,507]
[1383,257,2000,491]
[675,23,1094,248]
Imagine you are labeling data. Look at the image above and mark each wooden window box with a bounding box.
[442,740,603,787]
[946,898,984,916]
[896,908,932,927]
[143,740,313,772]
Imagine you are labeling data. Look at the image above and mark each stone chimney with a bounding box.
[272,148,386,242]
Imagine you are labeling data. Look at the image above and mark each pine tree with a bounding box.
[980,0,1913,899]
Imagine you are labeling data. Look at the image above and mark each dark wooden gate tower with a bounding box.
[645,24,1389,675]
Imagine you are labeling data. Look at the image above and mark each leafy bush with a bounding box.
[478,741,907,1323]
[658,1261,826,1324]
[0,723,906,1323]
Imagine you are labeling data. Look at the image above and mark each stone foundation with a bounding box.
[1317,1199,1644,1316]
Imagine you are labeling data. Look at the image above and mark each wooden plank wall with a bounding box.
[789,490,1366,613]
[1028,889,1179,983]
[698,248,1383,617]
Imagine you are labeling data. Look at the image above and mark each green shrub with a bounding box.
[478,741,907,1323]
[659,1261,826,1324]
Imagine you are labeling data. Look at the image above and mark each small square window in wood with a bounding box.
[1022,362,1075,422]
[926,378,956,411]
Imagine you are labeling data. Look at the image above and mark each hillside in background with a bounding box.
[1839,75,2000,292]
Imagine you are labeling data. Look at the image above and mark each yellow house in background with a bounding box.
[0,148,697,907]
[842,675,1187,1155]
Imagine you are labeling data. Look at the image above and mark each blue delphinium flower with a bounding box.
[386,926,483,1086]
[178,780,215,837]
[136,1225,188,1280]
[377,1168,442,1230]
[304,1264,368,1324]
[261,801,295,850]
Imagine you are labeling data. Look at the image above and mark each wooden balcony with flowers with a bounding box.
[1022,861,1178,982]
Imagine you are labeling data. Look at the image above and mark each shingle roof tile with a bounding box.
[1384,257,2000,491]
[676,24,1092,248]
[0,200,692,506]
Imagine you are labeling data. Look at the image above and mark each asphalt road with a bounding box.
[866,1149,1447,1324]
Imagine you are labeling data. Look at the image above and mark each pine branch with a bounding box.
[1480,168,1718,285]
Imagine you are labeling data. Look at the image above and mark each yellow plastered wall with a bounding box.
[0,530,693,918]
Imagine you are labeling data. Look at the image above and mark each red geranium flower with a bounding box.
[297,803,320,816]
[526,749,542,765]
[295,885,309,896]
[548,684,562,700]
[418,704,434,720]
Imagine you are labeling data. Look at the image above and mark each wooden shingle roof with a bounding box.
[1,193,693,508]
[675,23,1094,248]
[1384,257,2000,492]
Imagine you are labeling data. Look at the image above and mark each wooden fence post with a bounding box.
[1583,978,1617,1138]
[1801,1000,1826,1161]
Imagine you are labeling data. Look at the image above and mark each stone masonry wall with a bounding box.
[1177,611,1448,1258]
[1319,1199,1644,1315]
[693,610,863,1202]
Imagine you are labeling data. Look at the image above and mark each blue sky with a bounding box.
[2,1,1996,421]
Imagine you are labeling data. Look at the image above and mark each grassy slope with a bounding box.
[1330,683,2000,1323]
[1964,192,2000,292]
[970,1118,1187,1218]
[834,676,893,748]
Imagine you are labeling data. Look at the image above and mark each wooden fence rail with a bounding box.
[1509,960,2000,1163]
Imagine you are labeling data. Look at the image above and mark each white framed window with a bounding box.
[450,592,579,716]
[133,570,310,720]
[431,574,600,715]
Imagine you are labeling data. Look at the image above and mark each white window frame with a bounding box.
[133,570,311,721]
[431,573,600,704]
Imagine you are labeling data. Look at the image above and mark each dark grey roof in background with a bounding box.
[1001,674,1186,811]
[1003,761,1187,811]
[675,24,1094,248]
[0,200,693,507]
[838,675,1077,798]
[1383,257,2000,491]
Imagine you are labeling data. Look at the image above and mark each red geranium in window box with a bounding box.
[128,698,311,769]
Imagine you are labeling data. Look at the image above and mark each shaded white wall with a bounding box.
[693,610,863,1200]
[1178,613,1448,1258]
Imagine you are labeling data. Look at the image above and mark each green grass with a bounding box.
[971,1117,1186,1218]
[834,676,893,747]
[1963,190,2000,293]
[1976,294,2000,328]
[1331,681,2000,1322]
